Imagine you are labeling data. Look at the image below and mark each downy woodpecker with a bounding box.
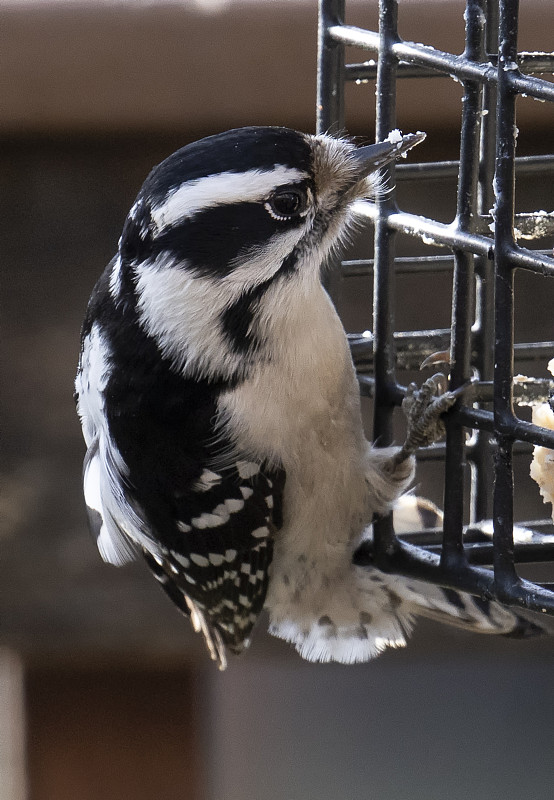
[76,127,539,668]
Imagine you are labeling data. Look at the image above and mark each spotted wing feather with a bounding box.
[145,462,285,663]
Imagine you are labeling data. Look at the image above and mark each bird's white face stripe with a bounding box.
[150,166,307,234]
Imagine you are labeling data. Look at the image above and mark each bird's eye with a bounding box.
[265,189,308,222]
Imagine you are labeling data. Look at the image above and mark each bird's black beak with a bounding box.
[351,132,426,180]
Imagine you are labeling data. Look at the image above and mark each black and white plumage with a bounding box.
[76,126,540,669]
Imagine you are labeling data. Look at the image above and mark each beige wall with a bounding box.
[0,0,552,137]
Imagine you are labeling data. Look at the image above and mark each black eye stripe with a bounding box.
[142,202,278,274]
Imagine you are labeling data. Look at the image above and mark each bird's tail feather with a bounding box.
[269,569,548,665]
[389,575,545,637]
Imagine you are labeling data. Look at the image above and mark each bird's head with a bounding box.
[112,127,424,380]
[118,126,424,288]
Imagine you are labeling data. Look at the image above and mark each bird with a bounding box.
[75,126,543,669]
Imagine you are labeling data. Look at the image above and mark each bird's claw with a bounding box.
[397,373,475,461]
[419,349,451,370]
[402,373,454,451]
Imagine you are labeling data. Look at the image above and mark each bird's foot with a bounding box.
[390,373,472,468]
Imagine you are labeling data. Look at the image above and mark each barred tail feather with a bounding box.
[392,576,546,638]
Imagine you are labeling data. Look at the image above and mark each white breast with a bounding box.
[217,275,366,473]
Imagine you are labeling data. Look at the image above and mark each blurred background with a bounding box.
[1,0,554,798]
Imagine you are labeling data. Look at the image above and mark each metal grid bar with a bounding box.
[317,0,554,616]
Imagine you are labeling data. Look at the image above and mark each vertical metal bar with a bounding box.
[316,0,345,136]
[373,0,399,437]
[442,0,486,568]
[317,0,345,296]
[471,0,499,524]
[372,0,400,559]
[493,0,520,594]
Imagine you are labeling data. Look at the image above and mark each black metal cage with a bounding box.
[317,0,554,617]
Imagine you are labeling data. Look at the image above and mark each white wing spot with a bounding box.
[171,552,190,568]
[212,504,231,523]
[251,526,270,539]
[265,495,274,509]
[236,461,260,479]
[240,485,254,500]
[209,553,225,566]
[194,469,222,492]
[224,549,237,562]
[177,521,192,533]
[240,562,251,574]
[238,594,249,606]
[191,512,226,529]
[190,553,209,567]
[225,498,244,514]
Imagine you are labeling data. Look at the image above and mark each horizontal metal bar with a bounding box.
[395,160,461,179]
[380,521,554,565]
[508,244,554,276]
[353,539,554,615]
[393,155,554,181]
[350,329,451,372]
[512,340,554,359]
[511,155,554,175]
[332,24,554,101]
[351,329,554,374]
[510,70,554,102]
[346,61,438,81]
[481,377,554,403]
[342,251,554,279]
[517,52,554,74]
[353,200,495,256]
[442,407,554,449]
[476,212,554,240]
[329,24,495,81]
[507,416,554,448]
[419,540,554,565]
[345,51,554,82]
[341,254,454,277]
[357,380,549,413]
[354,202,554,273]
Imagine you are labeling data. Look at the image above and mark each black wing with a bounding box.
[143,459,285,666]
[86,272,285,665]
